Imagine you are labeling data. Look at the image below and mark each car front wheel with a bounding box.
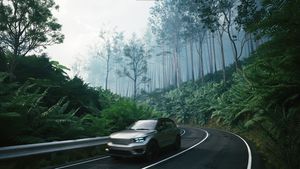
[144,140,159,161]
[173,135,181,150]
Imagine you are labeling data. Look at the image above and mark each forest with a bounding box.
[0,0,300,169]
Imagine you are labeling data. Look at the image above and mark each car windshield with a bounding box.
[129,120,157,130]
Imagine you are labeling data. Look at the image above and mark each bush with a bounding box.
[101,99,156,133]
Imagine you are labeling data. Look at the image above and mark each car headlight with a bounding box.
[133,137,147,143]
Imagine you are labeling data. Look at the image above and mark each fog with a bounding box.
[47,0,261,97]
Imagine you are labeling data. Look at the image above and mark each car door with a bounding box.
[155,120,169,147]
[164,120,177,145]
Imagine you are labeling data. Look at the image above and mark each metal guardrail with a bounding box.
[0,136,109,160]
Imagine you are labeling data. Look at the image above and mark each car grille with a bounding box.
[110,138,132,145]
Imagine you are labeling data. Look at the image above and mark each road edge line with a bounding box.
[141,129,209,169]
[210,128,252,169]
[229,132,252,169]
[55,156,110,169]
[56,129,186,169]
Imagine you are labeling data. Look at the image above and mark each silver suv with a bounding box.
[106,118,181,161]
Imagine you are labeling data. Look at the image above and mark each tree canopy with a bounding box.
[0,0,64,77]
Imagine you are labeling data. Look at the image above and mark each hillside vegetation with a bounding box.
[140,1,300,169]
[0,54,157,147]
[0,0,299,169]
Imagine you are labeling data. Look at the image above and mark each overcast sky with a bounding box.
[46,0,154,73]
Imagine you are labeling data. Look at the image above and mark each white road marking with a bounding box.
[55,156,110,169]
[55,128,188,169]
[141,129,209,169]
[228,132,252,169]
[213,128,253,169]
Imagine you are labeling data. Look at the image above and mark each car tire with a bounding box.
[144,140,159,161]
[173,135,181,150]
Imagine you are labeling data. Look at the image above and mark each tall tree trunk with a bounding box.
[207,33,213,74]
[226,24,239,70]
[173,47,177,87]
[175,36,181,87]
[115,76,118,94]
[189,40,195,81]
[166,53,171,87]
[173,35,181,88]
[105,55,110,90]
[178,56,182,85]
[210,33,214,74]
[169,47,173,86]
[8,39,20,81]
[133,78,137,100]
[199,40,204,82]
[153,70,156,90]
[126,81,130,97]
[156,67,159,89]
[195,33,205,83]
[175,50,180,88]
[247,34,251,56]
[212,33,217,73]
[159,65,163,88]
[8,55,17,81]
[249,33,255,53]
[149,70,152,92]
[185,42,190,81]
[218,30,226,82]
[147,71,151,92]
[162,44,167,88]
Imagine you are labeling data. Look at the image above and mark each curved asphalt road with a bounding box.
[55,127,264,169]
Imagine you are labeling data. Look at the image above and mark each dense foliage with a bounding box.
[0,0,299,169]
[0,54,157,147]
[0,0,157,157]
[141,1,300,169]
[0,0,64,79]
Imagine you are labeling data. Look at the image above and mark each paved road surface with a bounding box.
[55,127,264,169]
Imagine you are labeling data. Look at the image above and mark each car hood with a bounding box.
[110,129,156,139]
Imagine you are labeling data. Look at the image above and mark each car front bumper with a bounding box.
[106,142,148,157]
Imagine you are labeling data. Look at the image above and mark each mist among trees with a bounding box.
[0,0,299,169]
[83,0,259,97]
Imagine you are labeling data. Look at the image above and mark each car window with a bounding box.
[156,120,166,130]
[165,120,175,129]
[129,120,157,130]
